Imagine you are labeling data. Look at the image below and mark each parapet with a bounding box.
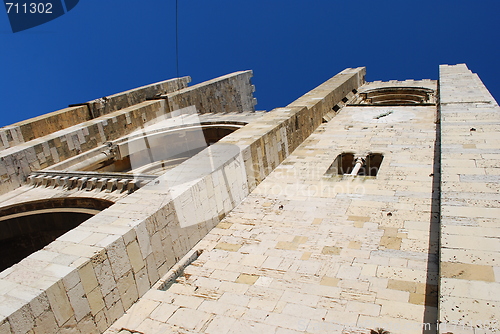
[0,77,191,152]
[0,72,256,196]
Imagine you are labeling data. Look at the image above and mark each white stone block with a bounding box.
[66,283,90,321]
[45,281,73,326]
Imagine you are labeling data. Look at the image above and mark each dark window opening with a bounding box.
[325,152,355,175]
[0,212,92,271]
[0,198,113,271]
[357,153,384,177]
[325,153,384,177]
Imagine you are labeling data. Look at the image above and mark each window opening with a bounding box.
[325,152,384,177]
[351,87,436,106]
[325,152,355,175]
[357,153,384,177]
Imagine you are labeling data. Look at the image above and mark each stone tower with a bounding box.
[0,64,497,334]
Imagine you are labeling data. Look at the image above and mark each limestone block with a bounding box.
[357,315,425,334]
[45,281,73,326]
[66,282,90,321]
[145,255,159,286]
[387,279,416,293]
[379,299,429,322]
[125,241,145,274]
[264,312,308,331]
[94,258,117,297]
[215,243,242,252]
[96,311,113,333]
[205,315,237,334]
[376,266,427,283]
[322,246,341,255]
[235,274,259,285]
[6,302,33,334]
[337,265,362,280]
[345,300,381,318]
[86,287,105,316]
[33,309,58,334]
[134,223,152,259]
[106,299,124,324]
[442,233,500,253]
[75,314,99,334]
[441,262,495,282]
[166,308,210,331]
[106,237,132,279]
[29,293,50,319]
[77,262,99,296]
[134,267,150,297]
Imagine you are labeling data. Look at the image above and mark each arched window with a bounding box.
[357,153,384,177]
[326,152,384,177]
[354,87,435,106]
[325,152,355,175]
[0,198,113,271]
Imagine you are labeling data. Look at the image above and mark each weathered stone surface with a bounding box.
[0,65,497,334]
[0,68,365,333]
[104,73,440,333]
[439,64,500,332]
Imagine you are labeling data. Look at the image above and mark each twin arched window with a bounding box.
[326,152,384,177]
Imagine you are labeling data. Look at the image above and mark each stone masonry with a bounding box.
[0,68,364,333]
[0,64,498,334]
[106,80,441,334]
[439,64,500,333]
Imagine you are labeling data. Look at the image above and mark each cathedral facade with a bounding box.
[0,65,498,333]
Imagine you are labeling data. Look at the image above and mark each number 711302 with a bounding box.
[5,2,53,14]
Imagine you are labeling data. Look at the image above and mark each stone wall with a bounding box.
[0,68,365,333]
[105,80,442,334]
[0,77,190,151]
[84,77,191,119]
[164,71,257,114]
[0,106,89,151]
[224,67,366,191]
[0,100,166,196]
[0,72,256,196]
[439,64,500,333]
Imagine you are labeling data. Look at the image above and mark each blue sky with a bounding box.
[1,0,499,127]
